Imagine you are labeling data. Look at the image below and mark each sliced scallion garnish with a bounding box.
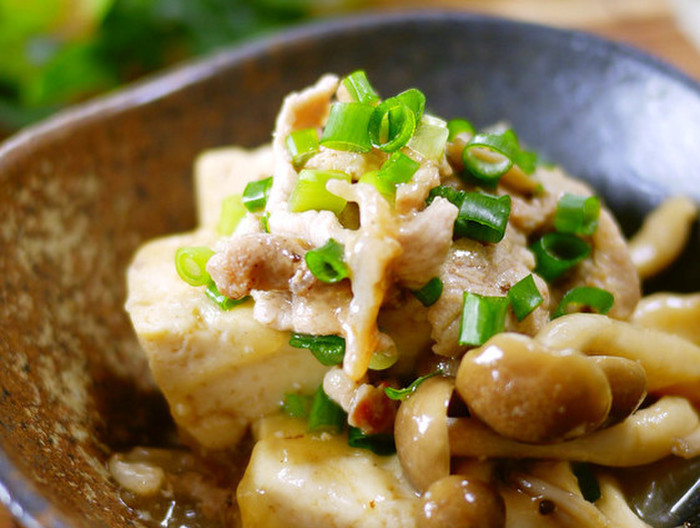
[531,233,591,282]
[342,70,380,105]
[242,176,273,212]
[378,151,420,186]
[426,184,464,207]
[308,385,346,433]
[553,286,614,319]
[289,333,345,366]
[174,246,214,286]
[320,102,374,152]
[282,392,313,419]
[407,114,449,161]
[411,276,443,307]
[454,192,511,243]
[395,88,426,122]
[369,97,416,152]
[507,274,544,321]
[462,131,519,183]
[217,194,246,236]
[347,426,396,456]
[205,282,248,311]
[447,118,475,141]
[359,170,395,202]
[458,291,510,346]
[288,169,350,214]
[554,193,601,236]
[384,370,443,401]
[286,128,320,167]
[305,239,349,283]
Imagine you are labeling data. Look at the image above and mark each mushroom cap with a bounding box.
[419,475,506,528]
[456,333,612,443]
[588,355,646,424]
[394,376,454,492]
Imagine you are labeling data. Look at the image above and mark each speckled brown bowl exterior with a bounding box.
[1,11,699,528]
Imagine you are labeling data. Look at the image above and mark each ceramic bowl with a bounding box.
[1,10,699,528]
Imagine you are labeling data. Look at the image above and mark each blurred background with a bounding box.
[1,0,700,141]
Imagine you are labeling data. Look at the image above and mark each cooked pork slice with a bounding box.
[323,367,397,434]
[267,74,340,212]
[252,281,352,336]
[207,233,307,300]
[428,226,551,357]
[559,210,641,319]
[304,146,386,181]
[394,162,442,213]
[394,196,458,288]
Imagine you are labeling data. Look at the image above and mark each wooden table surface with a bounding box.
[1,1,698,527]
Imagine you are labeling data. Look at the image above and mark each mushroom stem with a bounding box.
[536,313,700,392]
[448,396,699,467]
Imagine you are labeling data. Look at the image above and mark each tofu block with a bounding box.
[238,416,420,528]
[194,144,273,229]
[125,230,328,449]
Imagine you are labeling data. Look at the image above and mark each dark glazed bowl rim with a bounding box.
[1,9,699,528]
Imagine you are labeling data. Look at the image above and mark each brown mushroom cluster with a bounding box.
[394,331,651,527]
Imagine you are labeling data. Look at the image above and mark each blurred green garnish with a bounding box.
[0,0,364,134]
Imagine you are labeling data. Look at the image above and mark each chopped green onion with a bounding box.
[378,151,420,185]
[242,176,273,212]
[571,462,601,503]
[507,274,543,321]
[308,385,346,433]
[426,184,464,207]
[447,118,475,141]
[205,282,248,311]
[553,287,614,319]
[320,102,374,152]
[286,128,319,167]
[514,148,538,175]
[288,169,351,215]
[411,277,443,307]
[305,239,350,283]
[217,194,246,236]
[174,246,214,286]
[531,233,591,282]
[260,212,270,233]
[368,348,399,370]
[342,70,380,105]
[384,370,443,401]
[289,333,345,366]
[455,193,511,243]
[369,97,416,152]
[359,170,395,202]
[554,193,601,236]
[458,292,510,346]
[462,130,519,183]
[407,114,449,161]
[395,88,426,121]
[347,426,396,455]
[282,393,313,419]
[362,152,420,203]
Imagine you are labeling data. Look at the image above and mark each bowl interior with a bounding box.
[1,11,699,528]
